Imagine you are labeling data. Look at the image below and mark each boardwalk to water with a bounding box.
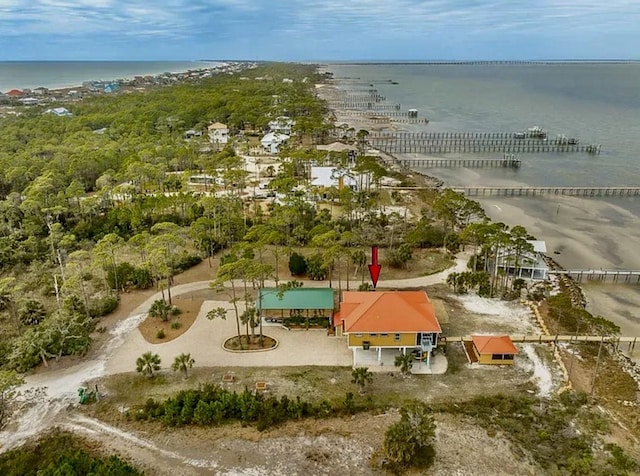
[548,269,640,283]
[456,186,640,197]
[444,335,640,353]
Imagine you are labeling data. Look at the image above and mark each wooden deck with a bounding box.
[463,341,478,363]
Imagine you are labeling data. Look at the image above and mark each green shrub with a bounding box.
[131,267,154,289]
[18,299,47,326]
[172,254,203,273]
[156,329,166,339]
[306,254,327,280]
[288,252,307,276]
[130,384,371,431]
[89,296,119,318]
[171,320,181,330]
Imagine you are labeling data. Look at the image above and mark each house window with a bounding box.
[355,333,363,338]
[369,333,377,337]
[504,354,514,360]
[381,333,388,337]
[394,333,401,342]
[492,354,504,360]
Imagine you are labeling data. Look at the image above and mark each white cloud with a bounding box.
[0,0,639,57]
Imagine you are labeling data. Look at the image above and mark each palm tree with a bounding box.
[394,352,414,376]
[351,367,373,395]
[136,352,161,378]
[171,353,195,379]
[149,299,171,322]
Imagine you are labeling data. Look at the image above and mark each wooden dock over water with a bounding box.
[400,155,521,168]
[456,186,640,197]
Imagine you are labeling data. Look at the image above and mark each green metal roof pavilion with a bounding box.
[258,288,334,310]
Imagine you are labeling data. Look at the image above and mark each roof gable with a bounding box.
[341,291,441,333]
[472,335,518,355]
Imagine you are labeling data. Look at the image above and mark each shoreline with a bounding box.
[0,60,239,96]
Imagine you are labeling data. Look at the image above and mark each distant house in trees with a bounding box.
[335,291,441,367]
[184,129,202,139]
[19,97,39,106]
[268,116,295,135]
[45,107,72,117]
[316,142,357,154]
[208,122,229,145]
[469,335,518,365]
[261,132,289,154]
[310,166,358,191]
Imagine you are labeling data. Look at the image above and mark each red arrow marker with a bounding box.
[368,245,382,288]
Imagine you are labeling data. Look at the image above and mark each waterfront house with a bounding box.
[261,132,289,154]
[208,122,229,145]
[5,89,24,97]
[33,87,49,96]
[258,288,334,328]
[19,97,39,106]
[335,291,441,367]
[470,335,518,365]
[103,83,120,93]
[495,239,549,280]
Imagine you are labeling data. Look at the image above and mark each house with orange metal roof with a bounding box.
[334,291,441,367]
[470,335,518,365]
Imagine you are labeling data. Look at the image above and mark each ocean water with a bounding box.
[0,61,220,91]
[328,62,640,188]
[327,62,640,343]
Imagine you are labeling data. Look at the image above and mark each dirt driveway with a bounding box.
[105,298,352,375]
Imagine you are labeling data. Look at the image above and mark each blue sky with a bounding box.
[1,0,639,61]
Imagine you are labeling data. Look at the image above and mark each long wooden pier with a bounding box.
[456,187,640,197]
[329,102,400,111]
[338,110,424,118]
[367,131,601,155]
[371,138,600,154]
[443,335,640,353]
[400,156,521,168]
[548,269,640,283]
